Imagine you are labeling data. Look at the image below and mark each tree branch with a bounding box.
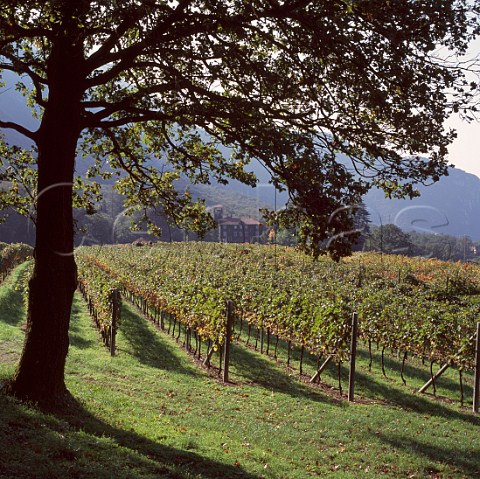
[0,120,37,142]
[85,15,144,72]
[0,58,47,85]
[85,0,195,82]
[85,110,172,129]
[83,1,308,88]
[0,60,48,108]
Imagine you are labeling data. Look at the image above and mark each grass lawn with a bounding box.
[1,263,480,478]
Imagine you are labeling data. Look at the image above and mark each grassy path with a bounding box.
[0,265,480,478]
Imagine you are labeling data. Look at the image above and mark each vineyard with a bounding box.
[2,246,480,477]
[75,242,480,401]
[0,243,32,282]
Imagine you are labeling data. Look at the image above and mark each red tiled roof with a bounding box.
[218,218,242,225]
[217,217,261,226]
[240,218,261,225]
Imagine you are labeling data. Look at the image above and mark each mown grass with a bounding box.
[1,264,480,478]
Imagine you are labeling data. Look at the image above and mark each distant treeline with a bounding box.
[1,193,478,263]
[0,183,265,247]
[364,224,479,262]
[274,223,480,263]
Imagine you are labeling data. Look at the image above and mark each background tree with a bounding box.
[367,224,414,255]
[276,227,299,246]
[0,1,479,405]
[409,231,478,261]
[351,202,371,252]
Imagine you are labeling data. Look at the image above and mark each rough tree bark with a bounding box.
[7,35,84,406]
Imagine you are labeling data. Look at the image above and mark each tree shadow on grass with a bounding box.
[232,339,480,424]
[289,343,470,400]
[356,348,470,398]
[375,431,480,478]
[68,298,98,350]
[0,392,261,479]
[118,303,199,377]
[347,366,480,425]
[301,345,479,424]
[229,343,342,406]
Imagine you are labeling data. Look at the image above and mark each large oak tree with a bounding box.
[0,0,479,406]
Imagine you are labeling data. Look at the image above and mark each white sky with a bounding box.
[445,116,480,176]
[443,37,480,177]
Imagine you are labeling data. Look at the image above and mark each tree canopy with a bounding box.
[1,0,479,256]
[1,0,480,404]
[367,223,413,255]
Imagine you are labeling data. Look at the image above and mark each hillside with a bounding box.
[2,71,480,240]
[237,159,480,240]
[364,167,480,239]
[193,158,480,240]
[0,181,267,246]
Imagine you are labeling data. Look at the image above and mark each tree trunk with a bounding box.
[7,34,84,407]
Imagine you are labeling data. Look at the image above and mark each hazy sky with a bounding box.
[443,38,480,178]
[445,116,480,177]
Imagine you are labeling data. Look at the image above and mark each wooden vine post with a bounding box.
[223,300,234,383]
[110,288,120,357]
[473,322,480,413]
[348,312,358,402]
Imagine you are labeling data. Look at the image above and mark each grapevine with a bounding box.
[76,243,480,371]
